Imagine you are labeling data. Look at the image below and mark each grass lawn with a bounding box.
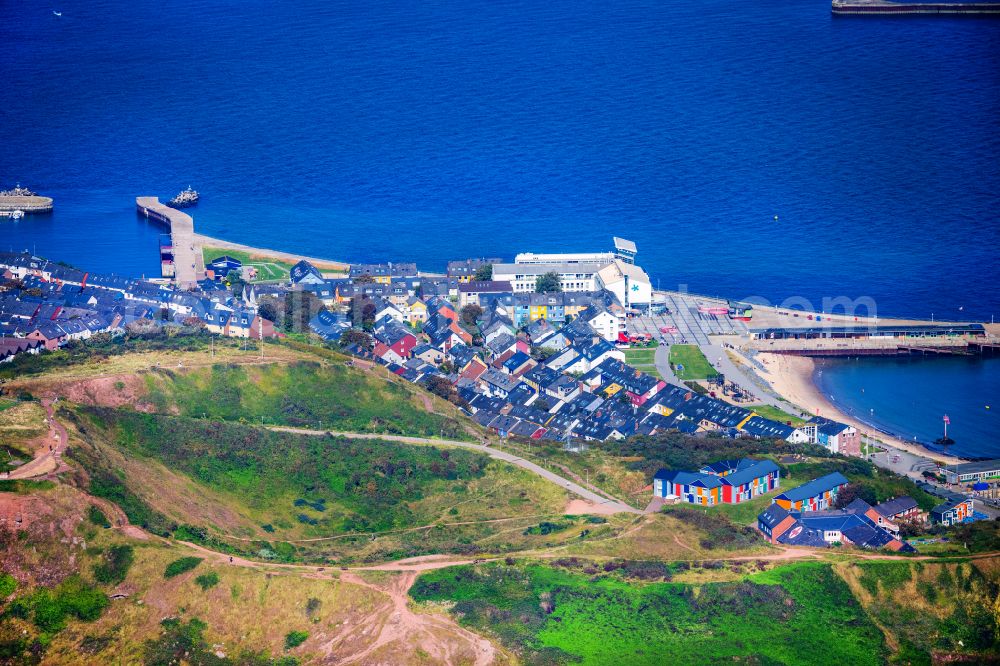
[668,344,719,380]
[622,343,664,381]
[750,404,807,427]
[202,246,296,282]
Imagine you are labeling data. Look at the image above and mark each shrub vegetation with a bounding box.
[93,544,134,585]
[141,361,467,439]
[284,630,309,650]
[411,560,885,665]
[144,617,299,666]
[163,557,203,579]
[5,576,108,634]
[86,408,491,535]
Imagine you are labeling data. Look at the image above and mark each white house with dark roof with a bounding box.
[290,260,324,286]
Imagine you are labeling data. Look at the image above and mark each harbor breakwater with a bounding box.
[833,0,1000,14]
[135,196,205,288]
[0,195,53,213]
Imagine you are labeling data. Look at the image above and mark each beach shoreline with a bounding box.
[753,352,963,465]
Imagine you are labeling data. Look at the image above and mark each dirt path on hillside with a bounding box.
[673,534,699,554]
[7,398,69,480]
[88,495,150,541]
[335,571,497,666]
[269,424,640,514]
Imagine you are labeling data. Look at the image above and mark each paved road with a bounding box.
[653,342,685,387]
[630,315,780,406]
[702,343,787,409]
[268,426,641,514]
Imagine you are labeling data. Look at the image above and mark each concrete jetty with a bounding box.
[0,195,53,213]
[136,196,205,288]
[833,0,1000,14]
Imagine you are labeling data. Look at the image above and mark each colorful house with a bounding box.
[405,297,428,325]
[290,260,324,286]
[772,472,849,512]
[653,458,780,506]
[930,497,974,526]
[701,458,781,503]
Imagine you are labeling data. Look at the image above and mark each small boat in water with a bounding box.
[0,210,25,220]
[53,10,62,16]
[168,186,199,208]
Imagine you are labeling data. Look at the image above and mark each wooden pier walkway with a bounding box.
[136,196,205,288]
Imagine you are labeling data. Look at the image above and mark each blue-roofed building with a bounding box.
[653,458,780,506]
[757,499,914,552]
[207,255,242,280]
[773,472,850,512]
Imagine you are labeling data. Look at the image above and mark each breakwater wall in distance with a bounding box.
[136,196,205,288]
[833,0,1000,14]
[767,343,999,358]
[0,195,54,213]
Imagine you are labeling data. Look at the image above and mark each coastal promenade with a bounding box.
[136,196,205,288]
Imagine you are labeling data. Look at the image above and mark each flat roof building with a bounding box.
[613,237,637,264]
[493,261,607,294]
[942,459,1000,485]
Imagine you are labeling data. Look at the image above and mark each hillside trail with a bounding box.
[15,406,1000,570]
[170,541,498,664]
[335,571,497,666]
[7,397,70,480]
[268,424,640,514]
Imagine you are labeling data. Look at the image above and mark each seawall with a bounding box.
[833,0,1000,14]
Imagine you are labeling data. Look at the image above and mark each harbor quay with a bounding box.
[0,184,54,214]
[135,196,205,288]
[832,0,1000,14]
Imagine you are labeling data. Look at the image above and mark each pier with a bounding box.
[833,0,1000,15]
[136,196,205,288]
[755,340,992,358]
[0,195,53,214]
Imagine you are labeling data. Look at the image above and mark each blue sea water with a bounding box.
[815,356,1000,459]
[2,0,998,452]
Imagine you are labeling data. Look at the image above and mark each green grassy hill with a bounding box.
[139,360,470,440]
[65,406,576,563]
[412,557,1000,665]
[412,560,888,665]
[0,482,463,665]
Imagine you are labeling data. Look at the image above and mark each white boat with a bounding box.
[0,210,26,220]
[53,10,62,16]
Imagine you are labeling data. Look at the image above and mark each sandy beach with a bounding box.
[754,352,962,465]
[193,232,350,272]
